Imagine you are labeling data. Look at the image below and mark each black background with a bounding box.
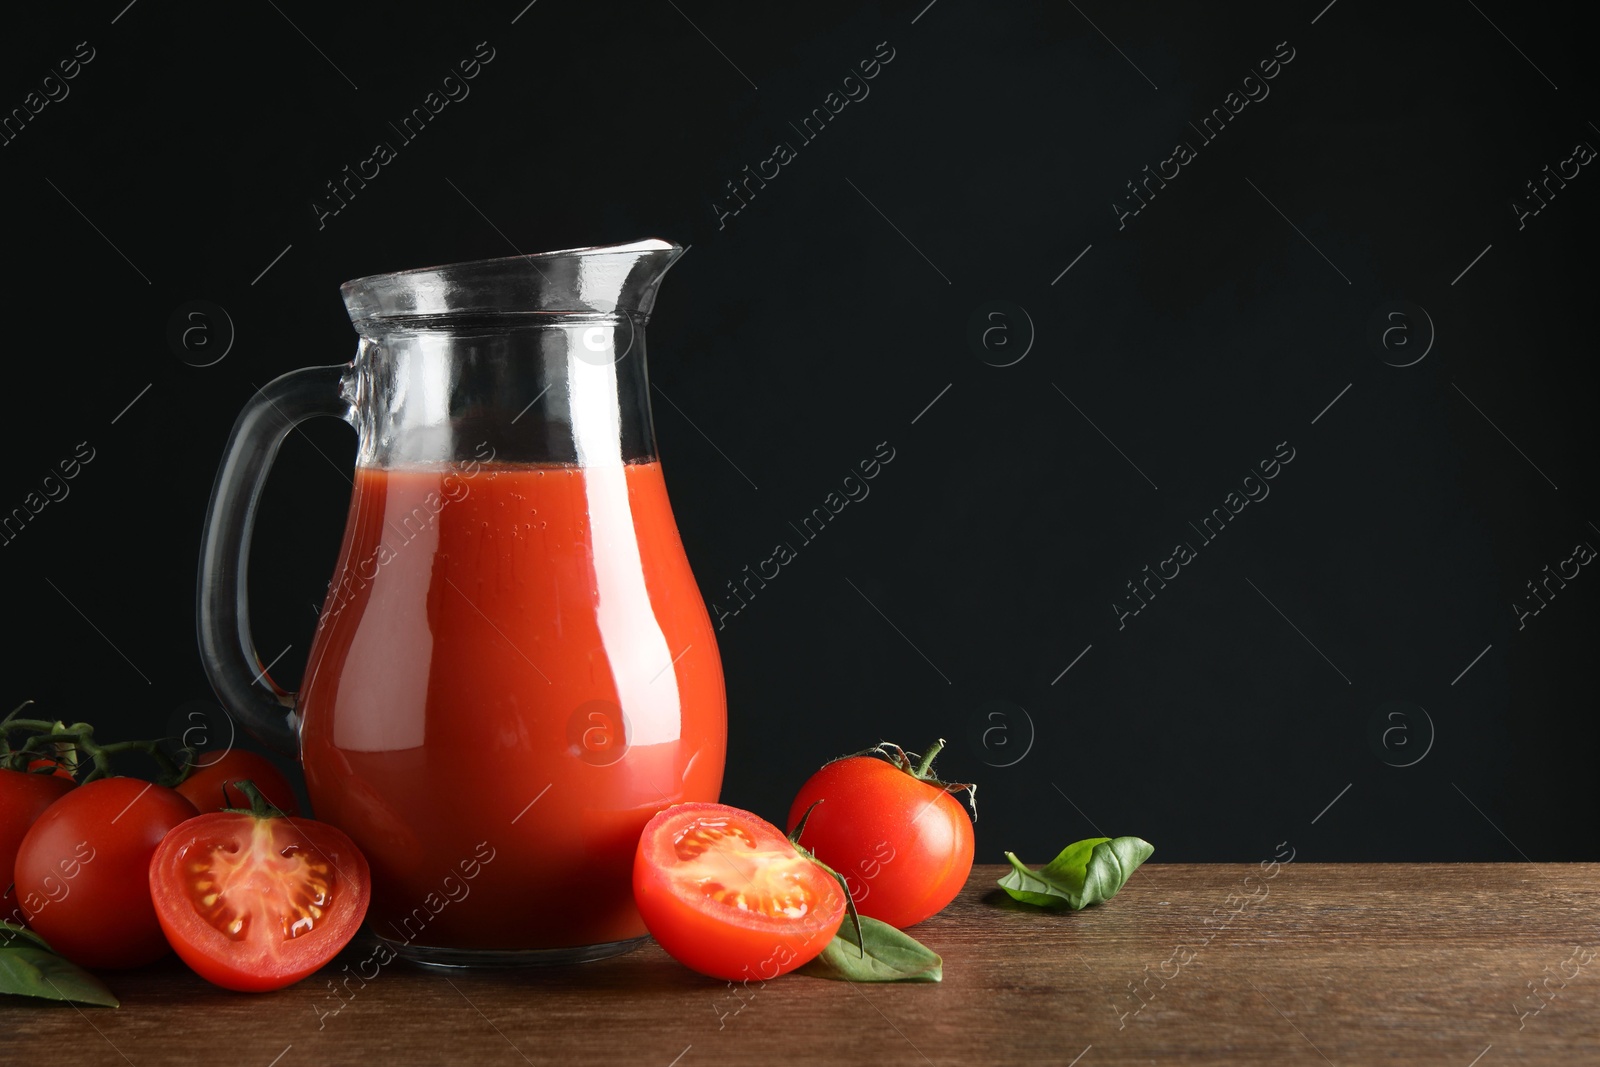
[2,1,1593,864]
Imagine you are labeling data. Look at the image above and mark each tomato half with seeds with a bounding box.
[633,803,845,982]
[149,803,370,991]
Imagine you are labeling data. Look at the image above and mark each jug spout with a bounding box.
[340,238,685,325]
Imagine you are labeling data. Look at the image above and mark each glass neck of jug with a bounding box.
[337,239,683,468]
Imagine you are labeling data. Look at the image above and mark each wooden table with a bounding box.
[6,864,1597,1065]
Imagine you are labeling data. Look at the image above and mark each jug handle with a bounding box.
[196,364,352,755]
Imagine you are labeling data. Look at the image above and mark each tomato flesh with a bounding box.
[671,818,819,918]
[787,757,974,929]
[150,811,369,991]
[183,820,332,941]
[634,803,844,981]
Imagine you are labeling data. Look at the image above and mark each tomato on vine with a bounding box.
[1,768,75,921]
[4,700,204,967]
[14,777,199,968]
[2,702,79,922]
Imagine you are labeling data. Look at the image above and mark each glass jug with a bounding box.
[197,240,726,967]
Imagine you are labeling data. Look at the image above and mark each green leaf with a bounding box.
[797,915,942,982]
[0,920,56,953]
[997,836,1153,910]
[1000,837,1109,907]
[0,945,120,1007]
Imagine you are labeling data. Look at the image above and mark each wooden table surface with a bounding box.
[6,863,1597,1065]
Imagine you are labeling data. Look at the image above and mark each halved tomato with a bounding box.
[149,805,369,992]
[633,802,845,982]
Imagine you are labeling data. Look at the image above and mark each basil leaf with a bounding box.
[797,915,942,982]
[0,920,55,953]
[998,836,1153,910]
[1000,837,1110,907]
[0,945,120,1007]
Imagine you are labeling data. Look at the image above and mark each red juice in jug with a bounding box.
[298,460,725,951]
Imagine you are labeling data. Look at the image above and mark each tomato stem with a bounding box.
[221,778,288,820]
[788,800,864,959]
[913,739,945,779]
[846,738,979,823]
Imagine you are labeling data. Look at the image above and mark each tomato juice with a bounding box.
[298,460,725,953]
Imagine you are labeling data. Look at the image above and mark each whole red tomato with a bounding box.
[1,768,75,920]
[177,749,300,816]
[14,777,198,968]
[786,740,975,929]
[150,803,369,991]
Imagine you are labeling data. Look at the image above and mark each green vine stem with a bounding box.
[2,701,191,786]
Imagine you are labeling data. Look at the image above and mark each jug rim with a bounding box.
[340,238,684,325]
